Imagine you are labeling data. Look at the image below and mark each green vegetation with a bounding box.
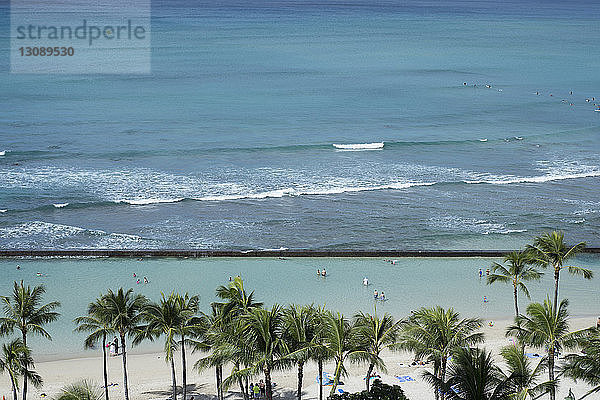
[1,230,597,400]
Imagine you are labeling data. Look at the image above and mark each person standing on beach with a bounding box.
[478,268,483,278]
[259,380,265,398]
[113,336,120,355]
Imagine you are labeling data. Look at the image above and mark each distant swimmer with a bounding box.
[143,277,148,284]
[317,269,321,276]
[321,269,327,277]
[570,91,573,95]
[374,290,378,299]
[229,276,232,281]
[483,296,488,303]
[136,279,140,284]
[485,84,491,88]
[133,273,136,277]
[36,272,43,277]
[463,82,467,86]
[486,268,490,276]
[363,277,369,286]
[478,268,483,278]
[535,91,539,95]
[16,265,20,270]
[380,292,386,301]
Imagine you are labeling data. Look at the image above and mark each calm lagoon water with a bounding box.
[1,255,599,358]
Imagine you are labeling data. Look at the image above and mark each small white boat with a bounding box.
[333,142,384,150]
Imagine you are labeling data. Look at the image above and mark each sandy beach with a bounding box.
[2,317,596,400]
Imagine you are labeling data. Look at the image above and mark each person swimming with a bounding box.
[380,292,386,301]
[478,268,483,278]
[373,290,378,299]
[321,269,327,277]
[143,277,148,284]
[363,277,369,286]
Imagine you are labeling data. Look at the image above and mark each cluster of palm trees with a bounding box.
[1,230,600,400]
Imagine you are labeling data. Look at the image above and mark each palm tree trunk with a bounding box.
[553,267,560,311]
[318,359,323,400]
[121,334,130,400]
[297,361,304,400]
[264,365,273,400]
[513,283,519,318]
[22,332,27,400]
[548,347,555,400]
[365,363,374,391]
[330,359,343,396]
[215,367,220,400]
[237,375,245,400]
[10,375,18,400]
[181,335,187,400]
[244,376,249,400]
[170,357,178,400]
[102,334,109,400]
[440,357,447,400]
[217,365,223,400]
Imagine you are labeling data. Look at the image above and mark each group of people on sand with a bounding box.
[249,380,266,399]
[317,268,327,277]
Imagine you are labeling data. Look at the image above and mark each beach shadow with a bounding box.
[142,383,211,399]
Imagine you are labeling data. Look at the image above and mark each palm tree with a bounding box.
[424,347,518,400]
[193,306,226,400]
[102,288,148,400]
[398,306,483,400]
[0,339,41,400]
[506,298,592,400]
[311,306,333,400]
[74,298,115,400]
[230,305,287,400]
[500,344,551,399]
[0,281,60,400]
[283,304,319,400]
[137,292,182,400]
[353,310,402,391]
[526,231,591,310]
[174,293,203,400]
[487,251,542,318]
[214,277,263,316]
[561,333,600,399]
[320,311,368,396]
[54,380,103,400]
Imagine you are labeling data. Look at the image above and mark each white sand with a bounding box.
[0,317,596,400]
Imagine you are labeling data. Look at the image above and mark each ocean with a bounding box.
[1,0,600,250]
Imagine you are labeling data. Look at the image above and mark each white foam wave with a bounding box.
[333,142,384,150]
[194,181,435,201]
[260,247,289,251]
[428,216,527,235]
[464,170,600,185]
[53,203,69,208]
[0,209,7,213]
[117,198,185,205]
[0,151,6,156]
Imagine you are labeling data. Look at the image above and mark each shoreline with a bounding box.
[2,248,600,258]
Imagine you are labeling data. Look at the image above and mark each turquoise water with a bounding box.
[1,256,599,358]
[1,0,600,249]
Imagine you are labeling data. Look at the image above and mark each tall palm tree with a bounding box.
[526,231,591,310]
[102,288,148,400]
[74,298,115,400]
[320,311,368,396]
[500,344,551,399]
[230,305,287,400]
[487,251,542,318]
[353,310,402,391]
[0,339,41,400]
[137,292,182,400]
[283,304,318,400]
[312,306,333,400]
[561,333,600,400]
[193,306,226,400]
[54,380,103,400]
[398,306,483,400]
[0,281,60,400]
[174,293,203,400]
[424,347,518,400]
[506,298,592,400]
